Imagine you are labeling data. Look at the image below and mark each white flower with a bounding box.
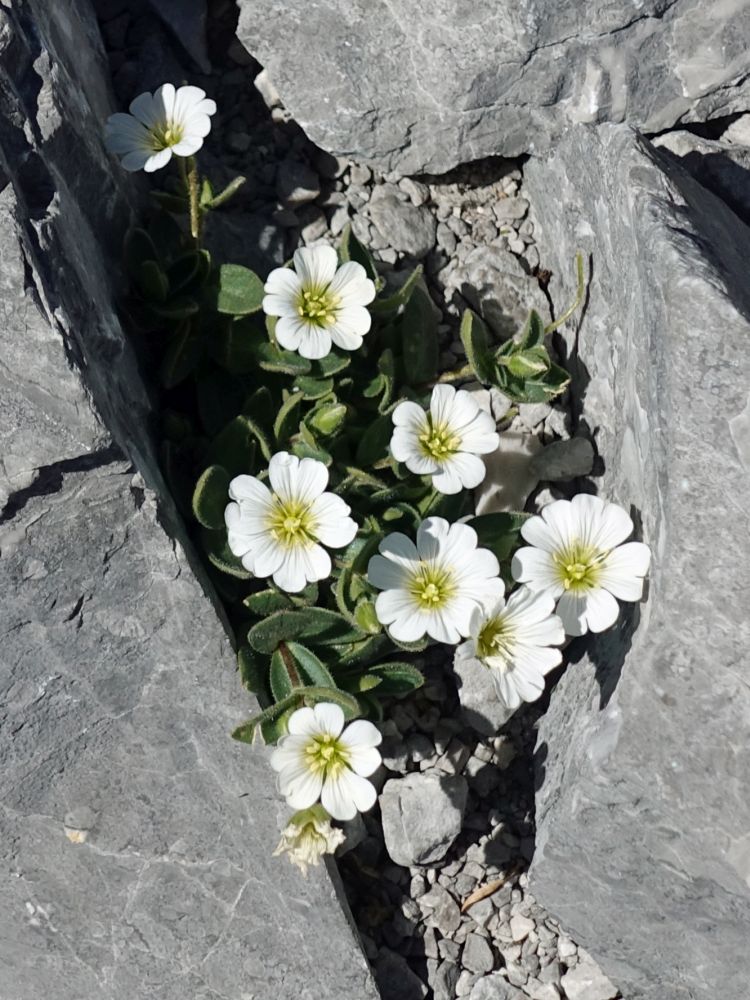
[367,517,504,644]
[511,494,651,636]
[272,805,346,876]
[270,703,382,821]
[224,452,357,593]
[105,83,216,173]
[455,587,565,710]
[390,385,500,494]
[262,246,376,360]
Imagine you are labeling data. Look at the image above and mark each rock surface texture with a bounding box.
[525,124,750,1000]
[235,0,750,173]
[0,3,377,998]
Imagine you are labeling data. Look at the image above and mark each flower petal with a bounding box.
[284,769,324,811]
[310,493,358,548]
[599,542,650,600]
[293,245,338,289]
[313,702,345,737]
[584,587,621,633]
[511,547,561,592]
[322,768,376,820]
[340,719,383,750]
[286,706,319,736]
[555,590,590,636]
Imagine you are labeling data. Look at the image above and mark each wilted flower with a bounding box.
[104,83,216,172]
[225,452,358,593]
[270,703,382,821]
[272,805,346,876]
[511,494,651,636]
[262,246,376,360]
[367,517,504,644]
[390,384,500,494]
[455,587,565,709]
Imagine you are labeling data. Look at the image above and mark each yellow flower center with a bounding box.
[553,541,605,592]
[305,734,350,777]
[268,498,317,548]
[408,564,456,609]
[418,418,462,463]
[476,614,516,663]
[297,286,340,328]
[149,120,185,150]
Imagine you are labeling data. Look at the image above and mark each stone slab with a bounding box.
[524,124,750,1000]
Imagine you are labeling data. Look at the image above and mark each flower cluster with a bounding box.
[107,84,651,876]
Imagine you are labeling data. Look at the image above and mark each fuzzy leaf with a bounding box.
[468,511,529,561]
[248,608,367,655]
[211,317,266,374]
[124,227,159,278]
[237,645,269,696]
[243,589,293,615]
[210,414,270,473]
[400,284,439,383]
[518,309,546,349]
[160,322,203,388]
[200,528,252,579]
[504,345,550,379]
[285,641,338,689]
[232,692,301,743]
[213,263,265,316]
[293,376,334,399]
[369,661,424,694]
[269,647,295,701]
[257,341,312,375]
[460,308,497,384]
[339,223,380,285]
[371,265,423,315]
[356,412,393,467]
[310,350,351,377]
[167,250,210,294]
[136,260,169,302]
[274,391,305,445]
[299,685,360,719]
[192,465,231,530]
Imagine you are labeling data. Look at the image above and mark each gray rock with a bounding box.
[653,129,750,227]
[203,211,286,277]
[446,246,550,340]
[529,437,595,482]
[419,883,462,936]
[236,0,750,173]
[526,123,750,1000]
[462,933,495,974]
[381,773,468,866]
[276,159,321,206]
[375,949,428,1000]
[469,973,527,1000]
[432,959,461,1000]
[474,431,543,515]
[454,651,515,736]
[560,952,617,1000]
[368,189,437,258]
[145,0,209,72]
[0,5,378,998]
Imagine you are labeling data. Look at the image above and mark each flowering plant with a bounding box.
[108,86,649,873]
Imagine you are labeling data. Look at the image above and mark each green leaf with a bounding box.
[211,316,266,374]
[199,177,215,207]
[269,648,295,700]
[369,661,424,694]
[460,308,497,384]
[150,296,200,321]
[371,265,423,315]
[243,589,294,615]
[150,190,190,214]
[257,341,312,375]
[400,284,439,383]
[354,600,381,635]
[237,645,269,696]
[160,322,203,389]
[205,175,246,209]
[166,251,209,294]
[337,672,383,694]
[330,632,392,669]
[248,608,367,655]
[300,685,360,719]
[210,414,271,474]
[213,263,264,316]
[468,511,529,561]
[356,412,393,467]
[293,376,334,400]
[518,309,546,349]
[291,439,332,464]
[307,399,347,437]
[388,633,429,653]
[310,350,351,377]
[339,223,380,284]
[192,465,231,530]
[274,391,305,445]
[135,260,169,302]
[285,641,338,688]
[196,368,247,437]
[504,345,550,379]
[124,227,159,279]
[232,692,301,744]
[200,528,252,579]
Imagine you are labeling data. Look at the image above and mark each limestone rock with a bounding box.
[469,973,527,1000]
[560,950,618,1000]
[380,773,468,866]
[235,0,750,173]
[453,649,515,736]
[145,0,210,72]
[375,948,428,1000]
[0,4,378,998]
[529,437,595,482]
[367,188,437,258]
[525,123,750,1000]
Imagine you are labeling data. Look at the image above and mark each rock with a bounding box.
[236,0,750,173]
[652,129,750,227]
[474,431,543,515]
[144,0,209,72]
[419,884,462,936]
[381,773,468,866]
[526,124,750,1000]
[453,650,515,736]
[529,438,595,482]
[723,114,750,145]
[375,949,428,1000]
[0,5,379,999]
[203,211,286,277]
[560,951,617,1000]
[462,933,495,974]
[447,246,550,340]
[368,189,437,258]
[510,914,535,943]
[526,984,561,1000]
[433,959,461,1000]
[469,973,527,1000]
[254,67,282,109]
[276,158,321,206]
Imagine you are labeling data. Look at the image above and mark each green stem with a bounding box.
[544,251,585,335]
[180,155,202,245]
[432,362,474,385]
